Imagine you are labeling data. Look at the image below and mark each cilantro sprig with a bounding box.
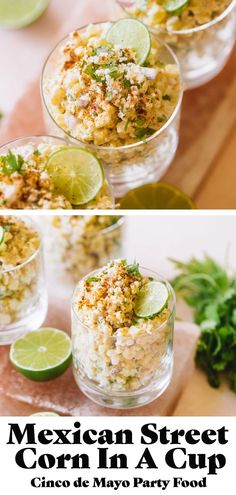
[171,255,236,392]
[126,261,142,279]
[0,150,24,175]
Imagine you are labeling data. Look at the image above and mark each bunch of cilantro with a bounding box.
[171,255,236,392]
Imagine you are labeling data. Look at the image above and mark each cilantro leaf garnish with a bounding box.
[33,149,41,157]
[127,261,142,278]
[86,276,100,283]
[1,150,24,175]
[135,127,156,139]
[84,64,103,82]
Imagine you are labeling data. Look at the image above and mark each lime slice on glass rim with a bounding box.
[46,147,104,206]
[164,0,189,14]
[135,281,169,318]
[0,0,49,29]
[106,18,151,65]
[10,328,72,382]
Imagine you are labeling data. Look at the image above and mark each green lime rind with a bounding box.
[10,328,72,382]
[0,0,49,29]
[106,18,151,65]
[164,0,189,14]
[135,281,169,318]
[46,147,104,206]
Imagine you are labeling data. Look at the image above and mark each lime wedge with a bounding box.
[135,281,169,318]
[46,147,104,206]
[106,18,151,65]
[0,0,49,29]
[119,182,195,209]
[10,328,72,381]
[30,412,60,416]
[0,226,5,245]
[164,0,189,14]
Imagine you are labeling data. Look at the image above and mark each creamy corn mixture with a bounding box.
[72,259,172,392]
[127,0,232,31]
[0,142,112,210]
[44,23,180,147]
[0,217,42,326]
[48,215,123,281]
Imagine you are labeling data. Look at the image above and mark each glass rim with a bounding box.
[0,134,69,152]
[54,215,124,237]
[117,0,236,35]
[41,20,184,152]
[0,216,42,274]
[72,263,176,331]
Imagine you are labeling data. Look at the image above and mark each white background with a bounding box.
[123,214,236,279]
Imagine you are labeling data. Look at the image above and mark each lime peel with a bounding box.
[135,281,169,318]
[106,18,151,65]
[164,0,189,14]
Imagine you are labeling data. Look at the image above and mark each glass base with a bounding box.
[74,366,173,409]
[184,48,234,90]
[0,291,48,345]
[111,130,179,198]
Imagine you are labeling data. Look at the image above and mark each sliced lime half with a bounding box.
[106,18,151,65]
[46,147,104,206]
[0,0,49,29]
[164,0,189,14]
[10,328,72,381]
[135,281,169,318]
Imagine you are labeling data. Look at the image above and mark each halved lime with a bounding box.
[119,182,195,209]
[10,328,72,381]
[46,147,104,206]
[30,412,60,416]
[135,281,169,318]
[164,0,189,14]
[106,18,151,65]
[0,0,49,29]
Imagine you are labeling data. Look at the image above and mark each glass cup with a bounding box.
[71,267,176,409]
[0,135,114,210]
[117,0,236,89]
[41,22,183,198]
[0,217,48,345]
[46,216,125,283]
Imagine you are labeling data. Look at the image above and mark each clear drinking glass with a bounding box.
[47,216,125,283]
[0,135,114,210]
[117,0,236,89]
[0,217,48,345]
[41,23,183,198]
[71,267,175,409]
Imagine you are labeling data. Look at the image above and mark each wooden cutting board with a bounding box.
[0,0,236,208]
[0,296,199,416]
